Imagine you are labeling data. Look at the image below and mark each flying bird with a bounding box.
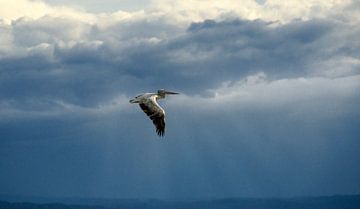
[129,89,179,136]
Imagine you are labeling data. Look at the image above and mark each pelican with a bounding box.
[129,89,179,136]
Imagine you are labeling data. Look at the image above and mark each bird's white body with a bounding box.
[132,93,165,119]
[130,89,178,136]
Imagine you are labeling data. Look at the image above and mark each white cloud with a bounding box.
[42,0,151,13]
[0,0,50,22]
[149,0,352,24]
[262,0,351,22]
[0,0,96,24]
[1,0,354,26]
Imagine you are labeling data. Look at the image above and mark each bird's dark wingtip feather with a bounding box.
[156,129,165,137]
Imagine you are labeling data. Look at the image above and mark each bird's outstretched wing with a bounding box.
[139,98,165,136]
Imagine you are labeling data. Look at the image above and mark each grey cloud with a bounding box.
[11,16,92,47]
[2,17,358,109]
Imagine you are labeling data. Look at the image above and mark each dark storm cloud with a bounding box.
[1,7,360,198]
[2,16,357,110]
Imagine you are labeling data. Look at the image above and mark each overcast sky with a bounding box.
[0,0,359,199]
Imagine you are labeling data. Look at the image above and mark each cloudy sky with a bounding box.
[0,0,359,199]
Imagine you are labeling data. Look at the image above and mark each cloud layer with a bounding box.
[0,0,359,199]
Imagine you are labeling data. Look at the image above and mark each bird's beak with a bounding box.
[165,91,179,95]
[129,99,137,103]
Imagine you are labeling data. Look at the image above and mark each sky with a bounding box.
[0,0,360,199]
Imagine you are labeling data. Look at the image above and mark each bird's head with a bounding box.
[157,89,179,98]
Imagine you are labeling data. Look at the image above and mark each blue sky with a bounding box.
[0,0,359,199]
